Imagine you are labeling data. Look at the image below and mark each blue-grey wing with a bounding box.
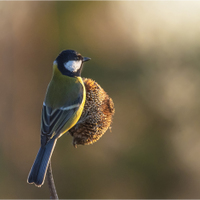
[41,96,83,146]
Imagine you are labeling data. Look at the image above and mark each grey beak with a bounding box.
[83,57,91,62]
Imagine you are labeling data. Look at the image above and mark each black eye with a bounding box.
[77,55,82,60]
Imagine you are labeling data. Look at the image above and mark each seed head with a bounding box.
[69,78,115,147]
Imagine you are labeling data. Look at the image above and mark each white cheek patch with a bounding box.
[64,60,82,72]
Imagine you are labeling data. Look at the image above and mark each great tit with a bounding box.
[27,50,90,187]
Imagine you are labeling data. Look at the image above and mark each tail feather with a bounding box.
[27,138,57,187]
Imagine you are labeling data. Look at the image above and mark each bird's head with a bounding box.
[53,50,91,77]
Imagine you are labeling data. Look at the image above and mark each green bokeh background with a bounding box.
[1,1,200,199]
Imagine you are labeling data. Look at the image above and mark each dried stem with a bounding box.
[47,161,59,199]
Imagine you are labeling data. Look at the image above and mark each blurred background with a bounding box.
[1,1,200,199]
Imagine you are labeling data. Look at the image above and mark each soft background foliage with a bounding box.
[1,1,200,198]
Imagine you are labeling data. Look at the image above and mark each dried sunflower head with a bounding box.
[68,78,115,147]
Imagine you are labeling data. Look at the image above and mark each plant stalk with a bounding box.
[47,161,59,199]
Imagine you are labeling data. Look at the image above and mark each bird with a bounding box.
[69,78,115,147]
[27,50,90,187]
